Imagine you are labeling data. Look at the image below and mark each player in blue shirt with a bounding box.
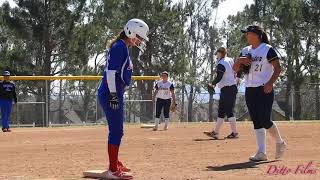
[97,19,149,180]
[0,71,17,132]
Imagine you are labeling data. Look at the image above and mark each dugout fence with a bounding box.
[1,76,319,128]
[2,76,159,127]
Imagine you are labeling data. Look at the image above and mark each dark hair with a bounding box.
[161,71,169,77]
[108,30,128,48]
[242,25,270,44]
[215,47,227,55]
[261,31,270,44]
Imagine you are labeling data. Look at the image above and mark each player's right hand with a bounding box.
[236,77,241,86]
[109,93,119,110]
[207,84,215,94]
[239,57,252,66]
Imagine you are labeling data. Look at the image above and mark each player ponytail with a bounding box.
[261,31,270,44]
[108,30,128,49]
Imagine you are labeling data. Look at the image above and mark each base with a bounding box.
[83,170,107,178]
[140,124,155,129]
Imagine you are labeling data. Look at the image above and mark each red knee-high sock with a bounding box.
[108,144,119,172]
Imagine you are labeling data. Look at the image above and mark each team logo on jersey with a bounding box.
[3,84,13,91]
[159,87,169,90]
[252,56,263,62]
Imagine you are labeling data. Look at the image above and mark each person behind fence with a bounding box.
[233,25,286,161]
[0,71,17,132]
[153,71,176,131]
[97,19,149,179]
[203,47,239,139]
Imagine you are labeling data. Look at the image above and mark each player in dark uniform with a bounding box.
[0,71,17,132]
[153,71,176,131]
[234,25,286,161]
[204,47,238,139]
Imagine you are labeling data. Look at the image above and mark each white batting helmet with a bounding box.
[124,19,149,52]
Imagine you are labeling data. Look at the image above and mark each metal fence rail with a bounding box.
[3,78,319,127]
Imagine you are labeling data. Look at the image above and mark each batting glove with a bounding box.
[109,92,119,110]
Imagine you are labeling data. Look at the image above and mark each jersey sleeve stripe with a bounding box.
[268,56,279,62]
[106,70,117,93]
[121,56,129,84]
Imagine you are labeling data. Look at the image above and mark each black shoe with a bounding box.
[203,131,219,139]
[2,128,7,132]
[5,128,11,132]
[226,132,239,139]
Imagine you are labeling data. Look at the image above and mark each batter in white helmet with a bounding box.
[98,18,149,179]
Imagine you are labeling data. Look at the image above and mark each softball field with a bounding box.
[0,122,319,180]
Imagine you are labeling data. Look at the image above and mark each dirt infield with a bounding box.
[0,122,319,180]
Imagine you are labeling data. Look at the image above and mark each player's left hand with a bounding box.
[170,103,177,112]
[263,82,273,94]
[109,93,119,109]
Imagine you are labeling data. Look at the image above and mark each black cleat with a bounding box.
[203,131,219,139]
[226,132,239,139]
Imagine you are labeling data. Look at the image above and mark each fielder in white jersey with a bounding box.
[153,71,176,131]
[204,47,239,139]
[233,25,286,162]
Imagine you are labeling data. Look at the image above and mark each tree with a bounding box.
[99,0,189,122]
[207,26,221,122]
[183,0,221,122]
[1,0,87,125]
[226,0,320,120]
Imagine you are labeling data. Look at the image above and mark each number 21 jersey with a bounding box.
[240,43,279,87]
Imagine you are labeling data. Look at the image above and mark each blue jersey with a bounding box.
[98,39,133,95]
[0,81,17,102]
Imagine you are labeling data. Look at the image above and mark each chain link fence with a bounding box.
[6,80,320,127]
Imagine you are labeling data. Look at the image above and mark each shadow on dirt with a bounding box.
[193,138,225,141]
[206,160,280,171]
